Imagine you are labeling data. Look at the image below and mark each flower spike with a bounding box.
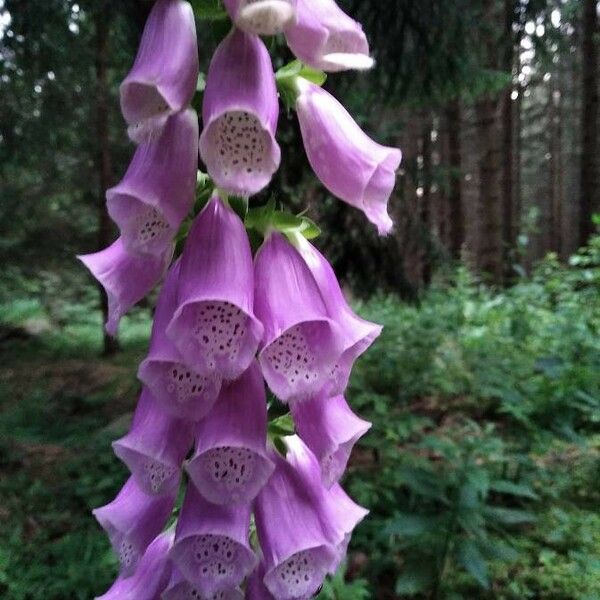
[200,28,280,197]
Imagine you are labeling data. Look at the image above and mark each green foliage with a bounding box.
[0,238,599,599]
[343,235,600,598]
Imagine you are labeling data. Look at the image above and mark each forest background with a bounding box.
[0,1,599,599]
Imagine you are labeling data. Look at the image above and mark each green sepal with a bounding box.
[245,198,321,240]
[275,60,327,110]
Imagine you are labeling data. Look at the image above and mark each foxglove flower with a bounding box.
[295,236,382,395]
[245,561,275,599]
[170,484,257,595]
[255,450,337,599]
[120,0,199,142]
[168,196,263,381]
[199,29,280,197]
[96,529,174,600]
[254,232,345,403]
[163,568,244,600]
[284,0,373,72]
[93,477,176,576]
[107,109,199,257]
[295,80,402,235]
[223,0,296,36]
[284,435,368,571]
[290,394,370,487]
[112,388,194,495]
[138,259,221,421]
[186,361,274,505]
[78,237,172,336]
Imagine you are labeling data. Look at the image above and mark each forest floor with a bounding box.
[0,261,599,599]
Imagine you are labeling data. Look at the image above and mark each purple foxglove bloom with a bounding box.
[295,236,382,395]
[167,197,263,381]
[245,562,276,600]
[96,529,174,600]
[138,259,222,421]
[283,435,368,571]
[107,110,199,257]
[112,388,194,495]
[92,476,176,576]
[170,484,257,595]
[163,568,244,600]
[78,237,172,336]
[290,394,371,487]
[223,0,296,36]
[284,0,373,72]
[120,0,199,142]
[254,451,337,599]
[199,29,280,197]
[186,361,274,505]
[295,80,402,235]
[254,232,345,403]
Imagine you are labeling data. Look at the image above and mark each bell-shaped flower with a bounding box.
[254,232,345,403]
[223,0,296,36]
[92,476,177,576]
[163,568,244,600]
[295,236,382,395]
[295,80,402,235]
[78,237,172,336]
[167,197,263,381]
[255,450,337,599]
[290,394,370,487]
[120,0,199,142]
[284,0,373,72]
[138,259,221,421]
[186,361,274,505]
[112,388,194,495]
[96,529,174,600]
[284,435,368,572]
[170,484,257,595]
[107,110,199,257]
[245,561,275,599]
[199,28,280,197]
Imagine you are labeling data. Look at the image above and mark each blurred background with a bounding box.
[0,0,599,598]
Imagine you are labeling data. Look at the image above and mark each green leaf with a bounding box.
[489,480,539,500]
[395,562,435,595]
[457,540,490,588]
[483,507,536,525]
[384,513,442,537]
[268,413,295,437]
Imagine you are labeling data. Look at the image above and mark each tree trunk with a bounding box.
[94,4,119,356]
[475,95,504,284]
[580,0,600,244]
[446,100,463,259]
